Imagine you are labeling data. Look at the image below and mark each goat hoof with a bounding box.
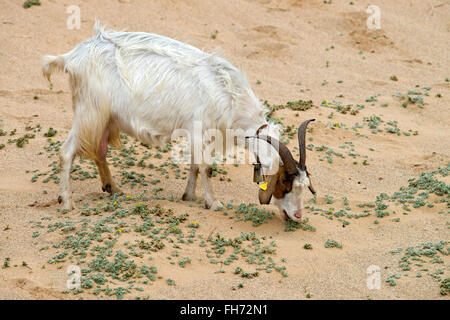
[102,183,123,195]
[64,204,74,211]
[206,200,223,211]
[102,184,112,193]
[61,199,74,211]
[182,193,196,201]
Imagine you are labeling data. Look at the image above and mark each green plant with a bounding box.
[324,239,342,249]
[23,0,40,8]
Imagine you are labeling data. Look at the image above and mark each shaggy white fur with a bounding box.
[42,23,309,218]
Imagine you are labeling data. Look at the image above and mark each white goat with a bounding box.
[41,23,315,222]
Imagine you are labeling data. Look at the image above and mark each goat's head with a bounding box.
[252,119,316,222]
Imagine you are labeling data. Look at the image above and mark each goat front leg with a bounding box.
[199,164,223,210]
[182,163,199,201]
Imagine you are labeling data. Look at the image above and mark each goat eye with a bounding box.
[282,178,292,191]
[283,175,294,184]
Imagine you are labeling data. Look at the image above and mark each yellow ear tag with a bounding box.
[259,182,268,191]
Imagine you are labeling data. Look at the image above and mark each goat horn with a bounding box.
[248,135,298,175]
[298,119,315,170]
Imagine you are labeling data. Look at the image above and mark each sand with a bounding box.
[0,0,449,300]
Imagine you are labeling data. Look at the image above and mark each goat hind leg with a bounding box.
[59,130,77,211]
[96,127,122,195]
[95,159,122,195]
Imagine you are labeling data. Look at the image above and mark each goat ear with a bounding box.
[308,180,316,195]
[258,174,277,204]
[306,170,316,195]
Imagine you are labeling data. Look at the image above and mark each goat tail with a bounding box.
[41,55,65,82]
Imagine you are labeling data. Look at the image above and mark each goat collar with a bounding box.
[256,124,268,136]
[252,124,269,184]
